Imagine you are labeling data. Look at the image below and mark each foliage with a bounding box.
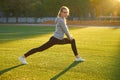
[0,0,120,18]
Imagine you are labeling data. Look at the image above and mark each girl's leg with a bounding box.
[56,38,78,56]
[24,37,56,58]
[70,39,78,56]
[56,38,85,61]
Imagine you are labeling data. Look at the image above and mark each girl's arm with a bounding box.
[59,20,73,40]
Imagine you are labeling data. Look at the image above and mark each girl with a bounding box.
[19,6,85,64]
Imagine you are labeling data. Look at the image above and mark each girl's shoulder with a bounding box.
[56,17,64,22]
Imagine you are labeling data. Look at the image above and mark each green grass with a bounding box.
[0,24,120,80]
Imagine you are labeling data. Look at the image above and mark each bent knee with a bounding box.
[70,38,76,43]
[71,38,75,41]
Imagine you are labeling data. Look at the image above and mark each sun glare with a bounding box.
[118,0,120,2]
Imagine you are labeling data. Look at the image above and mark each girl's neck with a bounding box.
[60,16,64,19]
[59,17,66,24]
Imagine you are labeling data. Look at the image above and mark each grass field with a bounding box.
[0,24,120,80]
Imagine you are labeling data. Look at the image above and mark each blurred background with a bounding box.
[0,0,120,25]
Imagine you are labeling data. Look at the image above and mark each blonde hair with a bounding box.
[56,6,69,23]
[57,6,69,17]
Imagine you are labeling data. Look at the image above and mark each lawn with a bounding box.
[0,24,120,80]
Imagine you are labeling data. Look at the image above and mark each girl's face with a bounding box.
[60,9,69,18]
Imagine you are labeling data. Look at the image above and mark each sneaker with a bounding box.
[75,57,85,62]
[19,56,28,64]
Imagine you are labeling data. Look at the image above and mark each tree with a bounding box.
[0,0,119,18]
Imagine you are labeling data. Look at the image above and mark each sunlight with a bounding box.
[117,0,120,2]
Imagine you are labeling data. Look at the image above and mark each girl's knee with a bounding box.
[70,38,76,43]
[72,38,75,42]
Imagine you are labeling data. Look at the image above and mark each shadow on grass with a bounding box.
[50,61,83,80]
[0,25,87,44]
[0,64,24,75]
[0,25,55,43]
[113,39,120,80]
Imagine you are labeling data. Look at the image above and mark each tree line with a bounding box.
[0,0,120,19]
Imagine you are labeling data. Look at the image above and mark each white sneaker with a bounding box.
[19,56,28,64]
[75,57,85,62]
